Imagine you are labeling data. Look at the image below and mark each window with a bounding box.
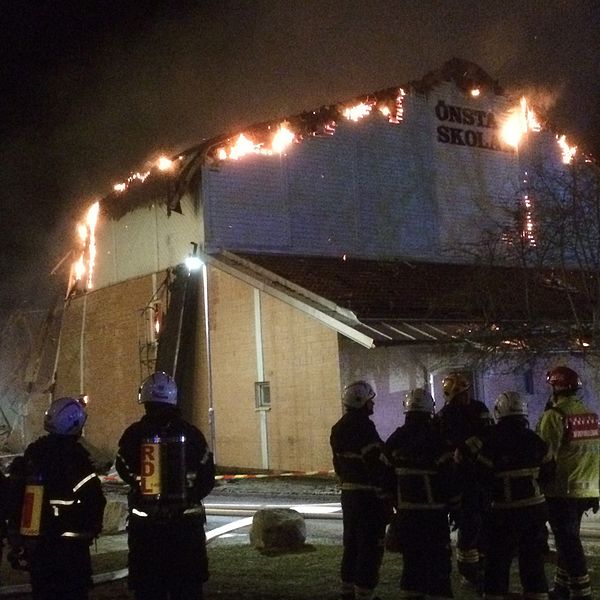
[255,381,271,410]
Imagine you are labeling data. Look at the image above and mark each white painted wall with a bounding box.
[93,195,201,290]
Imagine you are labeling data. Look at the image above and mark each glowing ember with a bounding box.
[395,89,406,122]
[379,89,406,124]
[114,171,151,193]
[470,89,481,97]
[521,182,536,246]
[556,134,577,164]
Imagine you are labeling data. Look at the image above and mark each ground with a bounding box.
[2,476,600,598]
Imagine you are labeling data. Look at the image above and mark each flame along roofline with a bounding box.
[100,56,586,222]
[72,58,590,291]
[99,58,508,219]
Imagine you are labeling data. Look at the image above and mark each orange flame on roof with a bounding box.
[343,102,373,122]
[85,202,99,289]
[500,97,541,149]
[217,123,298,160]
[214,91,404,161]
[71,201,100,293]
[228,133,260,160]
[157,156,174,171]
[556,134,577,164]
[272,124,295,153]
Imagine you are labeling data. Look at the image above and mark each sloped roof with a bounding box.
[223,252,594,348]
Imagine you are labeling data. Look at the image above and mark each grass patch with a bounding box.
[1,543,600,599]
[205,545,600,600]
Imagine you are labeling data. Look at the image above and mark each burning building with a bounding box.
[45,58,596,471]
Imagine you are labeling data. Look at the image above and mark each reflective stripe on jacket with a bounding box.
[330,409,386,493]
[474,417,553,509]
[384,417,459,511]
[536,395,600,498]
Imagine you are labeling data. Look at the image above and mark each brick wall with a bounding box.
[55,275,164,459]
[56,264,344,472]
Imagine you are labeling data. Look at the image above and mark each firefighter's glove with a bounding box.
[7,546,30,572]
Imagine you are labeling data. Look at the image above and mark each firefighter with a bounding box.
[383,388,459,600]
[115,371,215,600]
[435,371,492,588]
[466,391,554,600]
[7,396,106,600]
[536,366,600,600]
[330,380,389,600]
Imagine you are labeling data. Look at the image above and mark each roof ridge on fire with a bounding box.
[99,58,509,220]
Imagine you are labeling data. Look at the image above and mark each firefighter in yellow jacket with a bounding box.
[536,366,600,600]
[330,380,389,600]
[7,397,106,600]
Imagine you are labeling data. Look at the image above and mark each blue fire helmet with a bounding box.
[44,397,87,436]
[138,371,178,406]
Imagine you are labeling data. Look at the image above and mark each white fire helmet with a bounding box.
[494,391,528,421]
[44,397,87,436]
[138,371,178,406]
[403,388,435,415]
[342,380,376,409]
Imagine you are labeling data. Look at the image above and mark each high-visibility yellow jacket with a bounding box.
[536,394,600,498]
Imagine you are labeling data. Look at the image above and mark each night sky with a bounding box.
[1,0,599,311]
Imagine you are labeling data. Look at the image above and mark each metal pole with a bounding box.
[171,270,189,377]
[202,264,217,460]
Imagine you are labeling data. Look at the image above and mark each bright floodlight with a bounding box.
[185,255,203,271]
